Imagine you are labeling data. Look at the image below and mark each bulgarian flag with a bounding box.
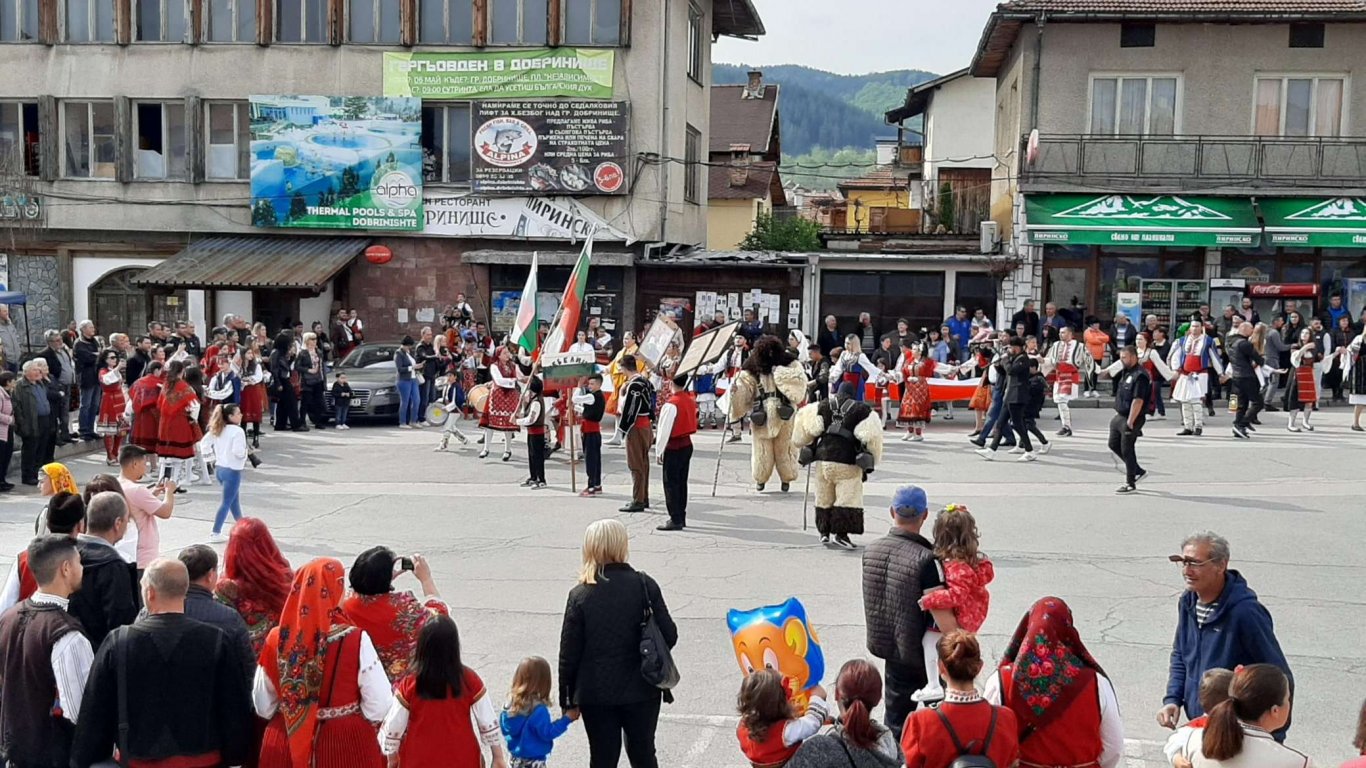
[511,252,540,354]
[542,232,595,357]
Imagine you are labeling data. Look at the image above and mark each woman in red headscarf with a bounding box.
[254,558,393,768]
[215,517,294,656]
[983,596,1125,768]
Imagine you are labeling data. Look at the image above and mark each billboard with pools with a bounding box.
[249,96,423,231]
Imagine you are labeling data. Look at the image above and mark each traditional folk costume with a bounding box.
[240,359,270,447]
[895,348,955,441]
[1344,333,1366,409]
[1045,338,1093,436]
[129,372,163,455]
[654,387,699,529]
[1286,343,1318,432]
[157,378,202,488]
[619,372,657,510]
[341,592,449,683]
[828,350,879,402]
[1167,332,1224,434]
[727,337,807,492]
[693,359,722,429]
[95,366,129,463]
[714,342,749,440]
[433,378,480,452]
[605,342,644,415]
[0,594,91,768]
[207,364,243,414]
[792,387,883,547]
[1104,345,1175,416]
[478,357,520,461]
[516,386,549,487]
[736,696,831,768]
[572,386,606,494]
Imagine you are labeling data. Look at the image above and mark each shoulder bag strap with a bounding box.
[981,707,997,752]
[933,707,969,755]
[834,735,859,768]
[637,571,654,624]
[311,633,348,762]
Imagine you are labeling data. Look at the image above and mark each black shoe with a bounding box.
[619,503,645,513]
[1232,425,1249,439]
[1250,418,1262,426]
[781,482,790,492]
[819,534,830,545]
[967,430,980,438]
[656,521,686,532]
[1354,425,1365,432]
[1245,423,1257,432]
[756,483,765,492]
[1195,428,1203,436]
[520,478,536,487]
[292,426,310,432]
[0,482,13,491]
[1177,429,1194,436]
[1264,405,1279,412]
[1115,484,1136,495]
[1134,470,1148,484]
[969,438,986,448]
[833,535,856,550]
[1056,427,1072,437]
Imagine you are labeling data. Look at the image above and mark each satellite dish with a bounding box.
[1026,129,1041,166]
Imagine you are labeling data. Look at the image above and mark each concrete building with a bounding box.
[972,0,1366,326]
[0,0,764,347]
[706,71,785,251]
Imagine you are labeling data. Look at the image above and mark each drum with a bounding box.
[425,402,450,426]
[467,383,491,414]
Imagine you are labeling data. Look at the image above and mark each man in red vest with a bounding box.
[0,492,85,614]
[653,375,698,532]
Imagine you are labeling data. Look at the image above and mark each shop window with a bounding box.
[1097,253,1161,320]
[65,0,117,41]
[488,0,546,44]
[563,0,618,45]
[62,100,116,178]
[276,0,326,42]
[0,101,40,176]
[350,0,399,42]
[1089,74,1179,135]
[1280,248,1316,283]
[135,0,187,40]
[133,101,188,180]
[955,273,997,321]
[206,0,255,41]
[205,101,250,180]
[419,0,473,43]
[0,0,39,41]
[1321,252,1366,300]
[822,271,946,338]
[1254,76,1344,137]
[684,124,700,203]
[686,3,702,83]
[1161,252,1202,279]
[1222,248,1276,284]
[420,103,471,184]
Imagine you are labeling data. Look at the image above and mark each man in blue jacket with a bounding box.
[1157,531,1293,740]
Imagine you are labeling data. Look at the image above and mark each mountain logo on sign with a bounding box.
[1054,195,1232,221]
[1283,197,1366,222]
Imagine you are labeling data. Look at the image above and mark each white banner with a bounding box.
[422,193,631,242]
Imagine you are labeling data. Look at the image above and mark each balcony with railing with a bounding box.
[1020,134,1366,193]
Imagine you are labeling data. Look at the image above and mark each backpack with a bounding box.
[934,706,998,768]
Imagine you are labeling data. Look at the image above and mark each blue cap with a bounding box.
[891,485,929,517]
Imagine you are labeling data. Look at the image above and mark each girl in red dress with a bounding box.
[1287,328,1318,433]
[157,360,202,487]
[378,614,507,768]
[479,345,521,461]
[901,631,1019,768]
[915,504,995,704]
[255,558,391,768]
[95,349,128,465]
[240,343,270,449]
[736,669,830,768]
[896,341,954,442]
[128,361,164,461]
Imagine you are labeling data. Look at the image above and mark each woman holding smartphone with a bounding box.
[342,546,449,682]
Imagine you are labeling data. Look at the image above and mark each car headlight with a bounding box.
[375,387,396,397]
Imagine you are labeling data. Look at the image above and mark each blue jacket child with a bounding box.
[501,702,573,763]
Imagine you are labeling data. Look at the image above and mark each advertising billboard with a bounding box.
[249,96,423,231]
[382,49,615,100]
[422,193,632,242]
[471,101,629,196]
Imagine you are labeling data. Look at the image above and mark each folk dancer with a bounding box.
[205,353,242,412]
[1044,326,1092,437]
[792,382,884,548]
[653,375,699,531]
[128,361,165,475]
[605,331,645,446]
[1286,328,1318,432]
[965,344,993,438]
[95,349,129,466]
[715,334,749,442]
[1167,323,1223,436]
[477,345,520,461]
[828,334,879,402]
[572,374,606,496]
[516,377,548,489]
[1332,329,1366,431]
[727,336,807,493]
[617,357,656,513]
[433,375,480,452]
[156,360,203,489]
[693,358,722,429]
[1103,332,1174,417]
[895,340,956,442]
[239,347,269,449]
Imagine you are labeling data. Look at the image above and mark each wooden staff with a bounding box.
[567,388,578,493]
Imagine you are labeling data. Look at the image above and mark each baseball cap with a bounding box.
[891,485,929,518]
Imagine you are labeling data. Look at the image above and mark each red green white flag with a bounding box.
[542,232,594,357]
[511,251,539,354]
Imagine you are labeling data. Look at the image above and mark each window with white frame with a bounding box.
[1254,75,1345,137]
[133,101,187,180]
[1,0,40,41]
[488,0,545,45]
[135,0,188,41]
[206,0,255,41]
[205,101,250,180]
[420,103,471,184]
[62,100,116,178]
[564,0,619,45]
[0,102,40,175]
[65,0,117,42]
[1089,75,1179,135]
[276,0,326,42]
[684,124,700,203]
[686,3,702,83]
[419,0,473,43]
[349,0,398,42]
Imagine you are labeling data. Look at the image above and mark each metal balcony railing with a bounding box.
[1020,133,1366,188]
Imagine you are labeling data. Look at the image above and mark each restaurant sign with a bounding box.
[422,193,632,242]
[382,49,615,100]
[1260,197,1366,248]
[1025,194,1260,247]
[471,101,629,196]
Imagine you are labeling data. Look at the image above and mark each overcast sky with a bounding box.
[713,0,1002,76]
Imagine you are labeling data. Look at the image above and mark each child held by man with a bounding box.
[912,504,995,704]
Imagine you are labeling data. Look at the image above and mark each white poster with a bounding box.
[422,193,632,242]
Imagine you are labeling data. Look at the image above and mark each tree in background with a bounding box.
[937,182,955,233]
[739,213,822,252]
[340,97,371,121]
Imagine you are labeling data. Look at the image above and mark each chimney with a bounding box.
[729,145,751,187]
[743,70,765,100]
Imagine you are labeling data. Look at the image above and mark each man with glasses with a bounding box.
[1157,531,1293,740]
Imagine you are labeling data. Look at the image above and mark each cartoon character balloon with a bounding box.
[727,598,825,711]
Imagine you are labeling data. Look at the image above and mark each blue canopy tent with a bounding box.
[0,291,33,358]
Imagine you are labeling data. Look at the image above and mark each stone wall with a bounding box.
[340,239,488,343]
[6,254,62,356]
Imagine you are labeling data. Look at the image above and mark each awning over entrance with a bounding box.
[1259,197,1366,248]
[131,236,368,291]
[1025,194,1261,247]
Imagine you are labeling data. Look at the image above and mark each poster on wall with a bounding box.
[1116,293,1142,328]
[422,194,632,242]
[490,289,562,335]
[249,96,423,231]
[471,101,629,196]
[382,49,615,100]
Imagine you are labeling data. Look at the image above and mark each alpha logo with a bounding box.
[475,117,538,168]
[1054,195,1232,221]
[1283,197,1366,222]
[372,170,419,209]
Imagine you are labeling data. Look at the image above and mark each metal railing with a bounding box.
[1020,133,1366,187]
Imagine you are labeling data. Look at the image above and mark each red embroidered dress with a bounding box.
[129,373,163,452]
[898,357,939,424]
[479,359,521,432]
[215,578,284,658]
[95,368,128,435]
[920,558,994,634]
[157,379,202,460]
[392,669,487,768]
[341,592,449,682]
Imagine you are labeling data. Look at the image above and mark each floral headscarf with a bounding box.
[259,558,352,768]
[1000,596,1106,732]
[40,463,78,496]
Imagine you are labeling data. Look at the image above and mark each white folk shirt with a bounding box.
[28,592,95,724]
[1186,723,1314,768]
[252,630,392,721]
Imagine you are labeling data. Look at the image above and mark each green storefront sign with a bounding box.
[1025,194,1261,247]
[1260,197,1366,248]
[382,49,615,100]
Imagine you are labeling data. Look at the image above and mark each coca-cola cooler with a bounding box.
[1246,283,1320,323]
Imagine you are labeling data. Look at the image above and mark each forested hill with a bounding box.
[713,63,938,155]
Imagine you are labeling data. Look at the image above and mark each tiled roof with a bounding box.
[708,162,781,201]
[837,167,915,191]
[998,0,1366,10]
[709,84,781,155]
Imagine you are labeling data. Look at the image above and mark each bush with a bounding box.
[739,213,822,252]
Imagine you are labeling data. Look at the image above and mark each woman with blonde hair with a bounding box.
[829,334,880,402]
[558,519,677,768]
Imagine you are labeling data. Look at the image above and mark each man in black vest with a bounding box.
[860,485,958,740]
[1111,346,1152,495]
[1228,322,1265,440]
[0,535,94,768]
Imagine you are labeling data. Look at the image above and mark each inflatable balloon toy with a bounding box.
[726,598,825,712]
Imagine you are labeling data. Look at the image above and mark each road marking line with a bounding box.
[680,725,717,768]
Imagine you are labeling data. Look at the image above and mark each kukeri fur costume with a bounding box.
[727,335,808,490]
[791,387,884,536]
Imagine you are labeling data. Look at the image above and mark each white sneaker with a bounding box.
[976,448,995,461]
[1038,442,1052,455]
[912,433,924,442]
[336,425,344,430]
[1008,446,1025,455]
[398,424,412,430]
[208,532,228,544]
[901,433,914,442]
[1018,452,1037,462]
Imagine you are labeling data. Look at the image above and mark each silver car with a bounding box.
[324,344,403,420]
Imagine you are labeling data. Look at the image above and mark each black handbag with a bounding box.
[637,571,680,691]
